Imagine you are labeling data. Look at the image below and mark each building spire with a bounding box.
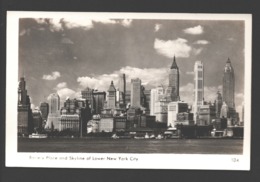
[227,57,231,63]
[171,55,178,69]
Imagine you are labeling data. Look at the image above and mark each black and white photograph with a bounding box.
[6,12,251,170]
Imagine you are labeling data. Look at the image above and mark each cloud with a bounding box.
[184,25,204,35]
[55,82,67,89]
[121,19,132,27]
[154,24,162,32]
[42,71,61,80]
[192,48,203,55]
[77,66,169,91]
[154,38,192,58]
[35,18,133,32]
[194,40,210,45]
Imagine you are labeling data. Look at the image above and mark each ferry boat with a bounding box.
[29,133,48,138]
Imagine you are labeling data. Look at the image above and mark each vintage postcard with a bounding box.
[6,11,251,170]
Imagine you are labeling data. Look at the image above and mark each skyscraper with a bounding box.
[150,86,165,115]
[81,87,94,111]
[46,93,60,130]
[223,58,235,108]
[93,91,106,114]
[130,78,141,108]
[168,55,180,101]
[118,73,126,108]
[107,81,116,109]
[18,77,33,134]
[215,91,223,118]
[193,61,204,123]
[40,102,49,121]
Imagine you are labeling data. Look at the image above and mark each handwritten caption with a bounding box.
[29,155,138,162]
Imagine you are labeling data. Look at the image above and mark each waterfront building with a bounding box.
[223,58,235,109]
[107,81,117,109]
[168,55,180,102]
[176,112,194,126]
[131,78,142,107]
[118,73,126,108]
[60,114,80,132]
[40,102,49,123]
[198,104,216,125]
[18,77,33,135]
[193,61,204,123]
[99,117,114,132]
[167,101,189,127]
[114,116,127,132]
[154,97,170,123]
[32,108,43,131]
[46,93,60,130]
[60,98,91,134]
[215,91,223,118]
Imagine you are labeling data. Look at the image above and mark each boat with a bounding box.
[29,133,48,138]
[156,134,164,139]
[144,133,150,139]
[111,134,119,139]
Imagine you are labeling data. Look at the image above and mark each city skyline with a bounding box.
[19,17,245,117]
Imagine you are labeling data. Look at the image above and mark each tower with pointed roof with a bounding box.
[223,58,235,109]
[168,55,180,101]
[107,81,117,109]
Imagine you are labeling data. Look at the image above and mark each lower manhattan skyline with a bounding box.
[19,17,245,118]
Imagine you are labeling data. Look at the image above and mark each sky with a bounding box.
[18,16,245,117]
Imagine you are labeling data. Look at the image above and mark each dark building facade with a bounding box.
[168,56,180,102]
[223,58,235,109]
[32,109,43,132]
[215,91,223,118]
[18,77,33,135]
[40,102,49,121]
[81,87,94,112]
[118,73,126,108]
[93,91,106,114]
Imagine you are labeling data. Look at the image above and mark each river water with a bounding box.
[18,138,243,154]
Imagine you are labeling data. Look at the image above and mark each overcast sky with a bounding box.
[18,17,245,116]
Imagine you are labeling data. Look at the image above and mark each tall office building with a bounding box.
[168,56,180,101]
[107,81,117,109]
[93,91,106,114]
[130,78,141,108]
[223,58,235,109]
[18,77,33,134]
[193,61,204,123]
[118,73,126,108]
[46,93,60,130]
[150,86,165,115]
[81,87,94,111]
[32,108,42,131]
[40,102,49,121]
[215,91,223,118]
